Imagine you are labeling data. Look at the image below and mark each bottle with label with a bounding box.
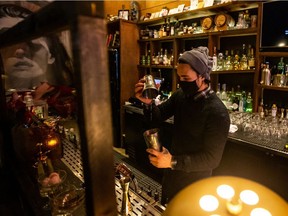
[239,91,246,112]
[240,54,248,70]
[146,50,151,65]
[212,46,217,71]
[166,18,170,36]
[245,92,253,113]
[163,49,168,65]
[248,47,255,70]
[271,104,277,118]
[162,18,167,37]
[261,62,271,85]
[231,88,239,111]
[217,52,224,71]
[221,83,228,108]
[277,57,285,74]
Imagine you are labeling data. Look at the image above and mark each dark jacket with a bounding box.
[145,88,230,204]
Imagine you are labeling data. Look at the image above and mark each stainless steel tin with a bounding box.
[142,75,158,99]
[143,128,162,151]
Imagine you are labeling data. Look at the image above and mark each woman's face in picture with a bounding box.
[0,15,53,89]
[1,37,52,89]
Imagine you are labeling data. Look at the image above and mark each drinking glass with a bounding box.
[51,184,85,216]
[38,170,67,210]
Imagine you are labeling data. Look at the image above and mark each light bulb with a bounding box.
[199,195,219,212]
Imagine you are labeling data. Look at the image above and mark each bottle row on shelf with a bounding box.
[216,84,253,113]
[140,49,173,66]
[140,43,255,72]
[260,58,288,87]
[140,9,256,40]
[212,44,255,71]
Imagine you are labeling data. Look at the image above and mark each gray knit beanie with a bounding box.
[178,46,213,80]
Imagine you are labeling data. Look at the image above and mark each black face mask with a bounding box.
[179,80,199,97]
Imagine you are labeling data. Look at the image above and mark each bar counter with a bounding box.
[10,123,165,216]
[123,104,288,201]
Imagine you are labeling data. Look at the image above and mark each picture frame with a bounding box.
[118,10,129,20]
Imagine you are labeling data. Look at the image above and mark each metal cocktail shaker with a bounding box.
[142,75,158,99]
[143,128,162,151]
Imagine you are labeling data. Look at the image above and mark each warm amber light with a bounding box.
[47,138,58,147]
[226,197,243,215]
[240,190,259,205]
[217,184,235,199]
[250,208,272,216]
[199,195,219,212]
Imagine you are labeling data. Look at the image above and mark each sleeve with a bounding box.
[143,92,177,127]
[173,107,230,172]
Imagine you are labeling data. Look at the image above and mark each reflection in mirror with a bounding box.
[0,16,83,208]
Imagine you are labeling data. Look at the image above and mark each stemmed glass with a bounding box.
[51,184,85,216]
[38,170,67,210]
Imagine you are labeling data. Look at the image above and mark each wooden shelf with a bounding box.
[211,69,255,75]
[138,28,257,42]
[137,1,259,26]
[259,52,288,57]
[258,84,288,92]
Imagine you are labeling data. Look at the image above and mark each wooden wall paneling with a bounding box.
[71,15,117,216]
[119,20,139,141]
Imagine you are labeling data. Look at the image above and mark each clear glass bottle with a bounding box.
[221,83,228,108]
[217,52,224,71]
[240,54,248,70]
[271,104,277,118]
[216,83,221,99]
[245,92,253,113]
[212,46,217,71]
[261,62,271,85]
[248,47,255,70]
[277,57,285,74]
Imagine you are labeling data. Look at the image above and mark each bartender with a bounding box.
[134,46,230,205]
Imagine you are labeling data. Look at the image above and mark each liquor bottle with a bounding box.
[242,43,247,57]
[239,91,246,112]
[231,88,239,111]
[240,54,248,70]
[212,46,217,71]
[163,49,168,65]
[178,22,184,35]
[158,49,163,65]
[170,19,175,36]
[174,18,180,35]
[277,57,285,74]
[278,57,286,86]
[159,25,164,38]
[169,49,174,66]
[225,55,232,70]
[271,104,277,118]
[248,46,255,70]
[217,52,224,71]
[260,62,271,85]
[258,98,264,118]
[216,83,221,99]
[166,18,170,36]
[147,50,151,65]
[233,52,240,70]
[162,18,167,37]
[221,83,228,107]
[245,92,253,113]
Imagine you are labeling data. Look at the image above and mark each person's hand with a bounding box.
[146,146,172,168]
[134,77,152,104]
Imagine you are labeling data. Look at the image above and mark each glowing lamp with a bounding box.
[163,176,288,216]
[45,133,60,149]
